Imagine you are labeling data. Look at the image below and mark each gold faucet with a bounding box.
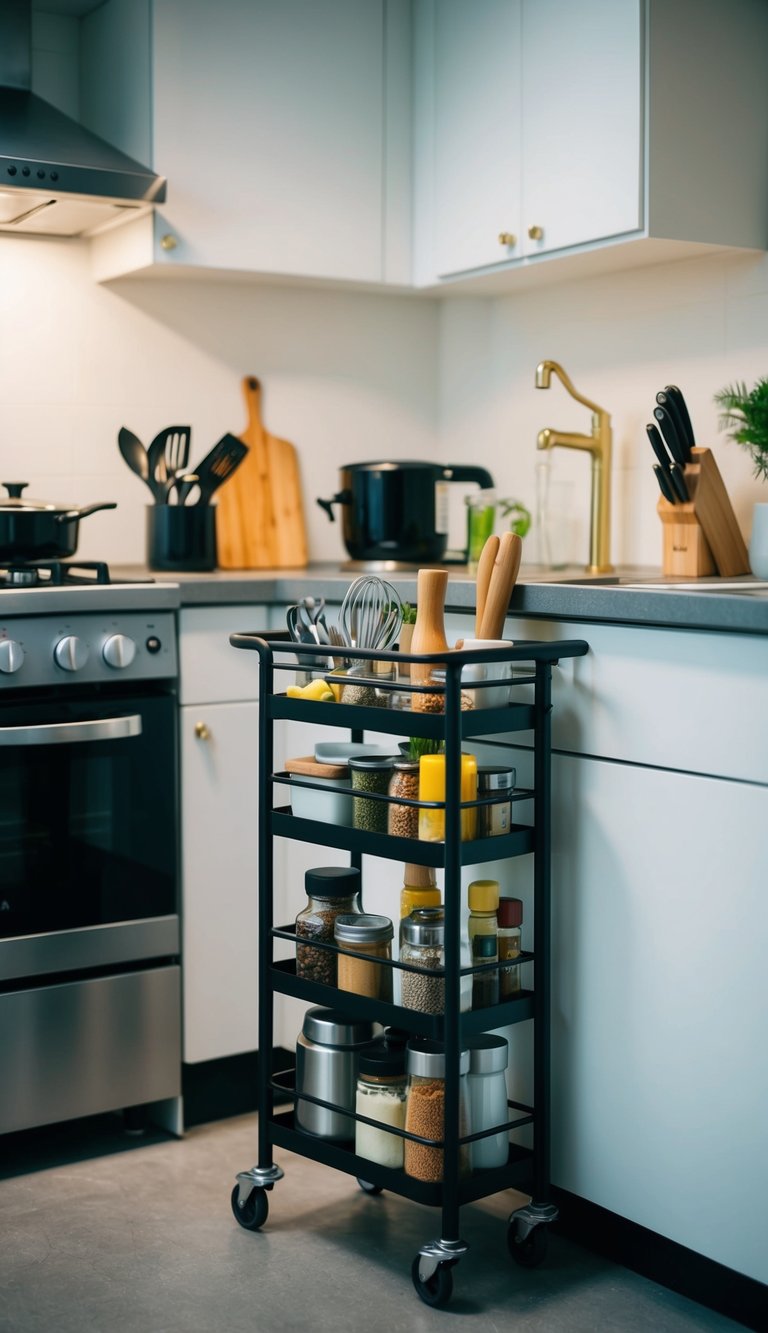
[535,359,613,574]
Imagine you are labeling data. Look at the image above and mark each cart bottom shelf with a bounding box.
[270,1110,533,1207]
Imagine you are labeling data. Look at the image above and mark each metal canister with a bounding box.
[295,1007,375,1141]
[476,765,516,837]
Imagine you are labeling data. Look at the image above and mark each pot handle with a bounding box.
[316,489,352,523]
[54,501,118,524]
[442,465,495,490]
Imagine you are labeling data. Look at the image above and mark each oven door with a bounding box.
[0,690,178,980]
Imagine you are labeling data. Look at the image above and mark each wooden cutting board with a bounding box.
[216,375,308,568]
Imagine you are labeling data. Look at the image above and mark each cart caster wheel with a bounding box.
[231,1184,269,1231]
[411,1255,454,1307]
[357,1178,383,1195]
[508,1222,548,1268]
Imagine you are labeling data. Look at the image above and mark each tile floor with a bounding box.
[0,1113,745,1333]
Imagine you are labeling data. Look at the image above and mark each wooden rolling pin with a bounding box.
[477,532,522,639]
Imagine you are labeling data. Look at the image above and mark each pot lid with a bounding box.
[1,482,69,512]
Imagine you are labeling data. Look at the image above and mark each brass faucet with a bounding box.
[535,360,613,574]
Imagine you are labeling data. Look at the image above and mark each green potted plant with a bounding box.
[398,602,418,676]
[714,377,768,575]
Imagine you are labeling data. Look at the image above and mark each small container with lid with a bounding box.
[285,755,353,826]
[467,1035,510,1170]
[418,752,478,842]
[400,908,445,1015]
[498,896,523,998]
[334,913,394,1002]
[387,759,420,839]
[467,878,499,1009]
[294,866,361,987]
[350,755,397,834]
[404,1039,471,1182]
[476,765,516,838]
[295,1007,376,1141]
[355,1035,408,1168]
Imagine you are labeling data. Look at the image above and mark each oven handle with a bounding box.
[0,714,143,746]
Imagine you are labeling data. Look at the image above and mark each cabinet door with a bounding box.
[431,0,522,277]
[521,0,642,256]
[181,701,260,1063]
[152,0,386,281]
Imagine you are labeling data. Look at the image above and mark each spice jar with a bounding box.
[294,866,362,987]
[476,765,516,838]
[334,913,394,1002]
[468,878,499,1009]
[467,1035,509,1170]
[418,753,478,842]
[295,1007,376,1141]
[355,1038,408,1168]
[400,863,441,938]
[498,896,523,998]
[350,755,396,834]
[401,908,445,1015]
[404,1040,471,1182]
[387,759,420,839]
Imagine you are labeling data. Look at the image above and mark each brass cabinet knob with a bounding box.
[194,721,211,740]
[498,232,517,247]
[527,224,544,241]
[160,233,178,251]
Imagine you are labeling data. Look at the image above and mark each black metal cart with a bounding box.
[227,634,588,1308]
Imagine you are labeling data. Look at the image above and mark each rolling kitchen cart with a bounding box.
[227,633,588,1308]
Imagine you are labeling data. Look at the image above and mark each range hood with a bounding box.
[0,1,166,238]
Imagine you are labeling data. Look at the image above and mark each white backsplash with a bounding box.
[1,236,766,570]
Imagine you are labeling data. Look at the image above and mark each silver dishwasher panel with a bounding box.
[0,965,181,1135]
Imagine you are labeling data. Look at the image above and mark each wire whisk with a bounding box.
[339,576,403,653]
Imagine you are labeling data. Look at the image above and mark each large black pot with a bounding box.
[317,460,494,564]
[0,483,117,562]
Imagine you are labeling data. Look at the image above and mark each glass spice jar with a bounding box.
[350,755,396,834]
[334,913,394,1002]
[355,1039,408,1168]
[476,765,516,838]
[498,896,523,998]
[403,1040,471,1182]
[401,908,445,1015]
[399,863,441,940]
[467,878,499,1009]
[387,759,420,839]
[294,866,362,987]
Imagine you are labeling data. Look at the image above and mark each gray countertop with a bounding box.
[109,563,768,635]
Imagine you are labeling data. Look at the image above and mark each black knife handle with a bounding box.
[654,463,676,504]
[653,405,687,467]
[664,384,696,452]
[646,421,674,470]
[669,463,689,503]
[656,390,692,463]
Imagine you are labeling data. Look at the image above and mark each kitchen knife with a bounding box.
[646,420,678,489]
[668,463,689,503]
[653,405,688,468]
[653,463,676,504]
[655,390,691,463]
[664,384,696,453]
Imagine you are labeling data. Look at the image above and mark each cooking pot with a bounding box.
[0,483,117,562]
[317,460,494,564]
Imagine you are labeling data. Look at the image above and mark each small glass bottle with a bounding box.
[355,1040,408,1168]
[350,755,396,834]
[467,1035,510,1170]
[294,866,362,987]
[467,878,499,1009]
[399,863,441,940]
[334,913,394,1002]
[418,752,478,842]
[387,759,420,839]
[404,1040,471,1182]
[400,908,445,1015]
[476,765,516,837]
[498,896,523,998]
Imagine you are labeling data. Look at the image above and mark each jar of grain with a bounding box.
[334,913,394,1002]
[400,908,445,1015]
[350,755,397,834]
[294,866,362,987]
[387,759,420,839]
[355,1040,407,1168]
[403,1040,471,1182]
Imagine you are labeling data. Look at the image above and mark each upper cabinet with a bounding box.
[413,0,768,288]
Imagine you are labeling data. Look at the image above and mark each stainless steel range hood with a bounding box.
[0,1,166,238]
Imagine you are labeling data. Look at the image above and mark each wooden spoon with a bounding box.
[477,532,522,639]
[474,533,500,636]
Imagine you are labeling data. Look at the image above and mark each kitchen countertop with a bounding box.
[104,563,768,635]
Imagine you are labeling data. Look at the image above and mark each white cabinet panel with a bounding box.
[179,606,267,705]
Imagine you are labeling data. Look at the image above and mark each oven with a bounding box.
[0,596,181,1136]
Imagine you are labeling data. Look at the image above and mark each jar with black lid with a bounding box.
[355,1036,408,1168]
[476,765,516,838]
[294,866,362,987]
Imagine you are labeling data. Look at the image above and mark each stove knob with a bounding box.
[103,634,137,669]
[54,636,89,671]
[0,639,24,674]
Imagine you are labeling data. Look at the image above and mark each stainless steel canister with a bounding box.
[295,1007,376,1140]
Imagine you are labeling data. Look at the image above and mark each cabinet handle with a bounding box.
[498,232,517,247]
[527,225,544,241]
[160,233,178,252]
[194,721,211,740]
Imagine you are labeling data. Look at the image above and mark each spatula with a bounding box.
[474,533,500,636]
[147,426,192,502]
[477,532,523,639]
[194,434,249,505]
[118,427,152,493]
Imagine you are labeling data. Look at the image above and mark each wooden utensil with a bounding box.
[474,533,500,636]
[410,568,449,698]
[216,376,308,569]
[477,532,522,639]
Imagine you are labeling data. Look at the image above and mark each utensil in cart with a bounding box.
[477,532,522,639]
[474,533,500,636]
[339,576,403,652]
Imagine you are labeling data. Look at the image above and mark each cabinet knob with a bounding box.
[527,225,544,241]
[160,233,178,252]
[498,232,517,247]
[194,721,211,740]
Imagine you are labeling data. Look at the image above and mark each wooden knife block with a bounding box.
[657,447,750,577]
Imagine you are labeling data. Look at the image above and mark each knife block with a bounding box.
[657,446,750,577]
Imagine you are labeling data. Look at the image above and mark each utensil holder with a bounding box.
[657,447,750,577]
[147,504,216,572]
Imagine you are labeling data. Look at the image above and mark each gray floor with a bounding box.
[0,1113,744,1333]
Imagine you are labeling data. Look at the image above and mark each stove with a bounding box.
[0,559,114,588]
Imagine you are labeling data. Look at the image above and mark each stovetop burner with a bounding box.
[0,560,113,588]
